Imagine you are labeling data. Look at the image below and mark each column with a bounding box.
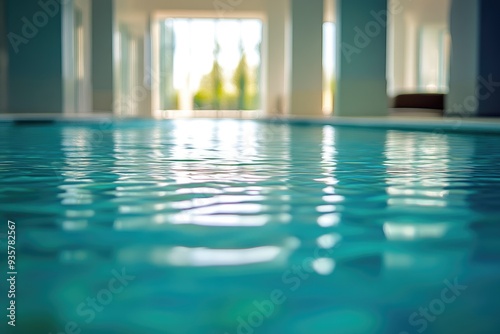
[335,0,388,117]
[265,0,289,116]
[477,0,500,116]
[92,0,114,112]
[62,0,92,115]
[136,34,153,118]
[446,0,479,116]
[289,0,323,117]
[0,0,6,112]
[447,0,500,117]
[6,0,64,113]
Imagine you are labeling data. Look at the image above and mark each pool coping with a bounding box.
[1,113,500,134]
[278,116,500,134]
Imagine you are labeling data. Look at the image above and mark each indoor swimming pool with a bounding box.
[1,119,499,334]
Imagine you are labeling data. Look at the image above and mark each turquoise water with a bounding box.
[1,119,500,334]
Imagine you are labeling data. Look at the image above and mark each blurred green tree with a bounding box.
[233,43,249,110]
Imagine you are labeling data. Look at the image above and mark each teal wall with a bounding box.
[290,0,323,116]
[92,0,114,112]
[478,0,500,116]
[447,0,500,117]
[447,0,479,116]
[335,0,388,117]
[0,0,7,112]
[6,0,63,113]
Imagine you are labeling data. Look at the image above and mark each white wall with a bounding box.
[265,0,289,115]
[324,0,335,23]
[75,0,92,113]
[115,0,289,117]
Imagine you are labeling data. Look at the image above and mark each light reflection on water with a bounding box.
[0,120,499,333]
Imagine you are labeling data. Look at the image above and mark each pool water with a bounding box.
[1,119,500,334]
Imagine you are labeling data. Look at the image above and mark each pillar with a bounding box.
[62,0,92,115]
[92,0,114,112]
[446,0,479,117]
[0,0,7,112]
[447,0,500,117]
[477,0,500,116]
[265,0,289,115]
[335,0,388,117]
[6,0,64,113]
[289,0,323,117]
[136,33,153,118]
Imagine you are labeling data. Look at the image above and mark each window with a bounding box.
[418,25,450,92]
[116,24,139,116]
[157,18,263,112]
[323,21,336,115]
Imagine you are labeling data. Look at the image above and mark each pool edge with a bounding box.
[1,114,500,134]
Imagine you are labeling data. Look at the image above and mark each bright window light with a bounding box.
[158,18,263,111]
[323,22,336,115]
